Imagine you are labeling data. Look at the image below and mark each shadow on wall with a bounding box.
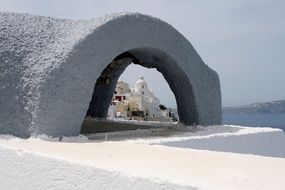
[161,130,285,158]
[84,48,199,126]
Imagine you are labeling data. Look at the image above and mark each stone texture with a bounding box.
[0,12,222,137]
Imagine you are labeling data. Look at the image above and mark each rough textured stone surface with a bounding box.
[0,12,222,137]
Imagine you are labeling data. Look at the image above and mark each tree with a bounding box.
[159,104,167,110]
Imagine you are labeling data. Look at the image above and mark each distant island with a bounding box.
[223,100,285,114]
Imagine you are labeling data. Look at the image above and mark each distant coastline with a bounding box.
[223,100,285,114]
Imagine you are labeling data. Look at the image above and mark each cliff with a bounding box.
[223,100,285,114]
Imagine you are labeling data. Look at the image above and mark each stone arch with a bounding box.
[0,12,222,137]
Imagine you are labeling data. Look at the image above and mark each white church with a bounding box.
[108,76,171,121]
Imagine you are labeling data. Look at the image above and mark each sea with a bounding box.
[223,113,285,132]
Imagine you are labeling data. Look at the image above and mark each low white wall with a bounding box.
[1,126,285,190]
[0,146,192,190]
[126,125,285,158]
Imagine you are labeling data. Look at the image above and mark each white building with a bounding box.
[130,76,161,117]
[108,76,170,121]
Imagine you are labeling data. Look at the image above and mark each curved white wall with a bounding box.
[0,12,222,137]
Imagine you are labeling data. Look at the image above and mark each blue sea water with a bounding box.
[223,113,285,131]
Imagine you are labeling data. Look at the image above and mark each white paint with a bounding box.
[1,126,285,190]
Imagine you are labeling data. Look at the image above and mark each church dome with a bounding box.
[135,76,147,89]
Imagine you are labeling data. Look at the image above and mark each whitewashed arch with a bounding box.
[0,12,222,137]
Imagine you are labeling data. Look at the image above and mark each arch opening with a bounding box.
[82,48,199,132]
[119,63,178,112]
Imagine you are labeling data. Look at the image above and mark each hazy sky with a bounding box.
[1,0,284,107]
